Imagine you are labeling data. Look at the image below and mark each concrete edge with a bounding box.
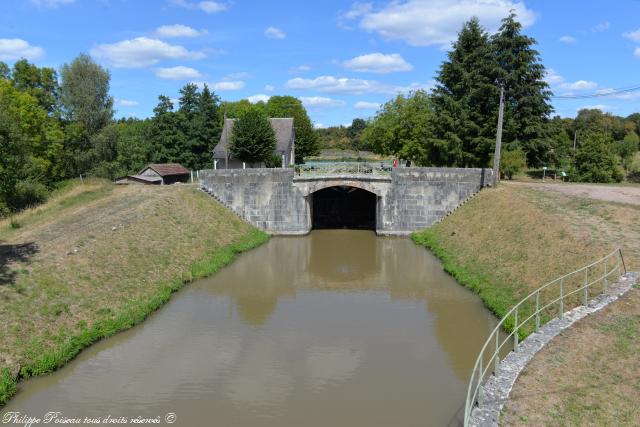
[470,272,640,427]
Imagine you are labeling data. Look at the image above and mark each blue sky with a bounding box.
[1,0,640,127]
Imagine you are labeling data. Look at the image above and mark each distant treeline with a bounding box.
[317,13,640,183]
[0,54,319,215]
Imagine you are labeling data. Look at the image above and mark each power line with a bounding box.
[553,84,640,99]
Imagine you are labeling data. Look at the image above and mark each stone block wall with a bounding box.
[199,168,309,234]
[200,167,492,235]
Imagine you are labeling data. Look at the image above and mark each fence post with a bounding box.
[494,332,500,374]
[619,249,627,274]
[535,291,540,332]
[583,268,588,307]
[514,307,519,351]
[559,279,564,319]
[604,257,608,293]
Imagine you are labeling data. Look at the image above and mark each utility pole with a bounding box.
[573,131,577,150]
[492,85,505,187]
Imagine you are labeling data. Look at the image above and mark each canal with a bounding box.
[5,231,498,426]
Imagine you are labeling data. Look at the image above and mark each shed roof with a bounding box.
[213,118,294,158]
[141,163,191,176]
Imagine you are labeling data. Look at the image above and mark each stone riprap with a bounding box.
[469,272,640,427]
[199,167,492,235]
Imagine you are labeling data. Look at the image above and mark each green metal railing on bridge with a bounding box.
[464,248,627,426]
[296,161,394,177]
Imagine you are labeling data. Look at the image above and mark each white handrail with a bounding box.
[463,248,626,426]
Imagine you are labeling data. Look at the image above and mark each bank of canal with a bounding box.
[5,230,498,426]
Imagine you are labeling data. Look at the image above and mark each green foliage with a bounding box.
[431,18,499,166]
[10,59,59,114]
[149,85,222,170]
[266,95,318,163]
[315,125,351,150]
[492,13,553,167]
[362,90,436,164]
[229,106,277,164]
[0,368,16,406]
[574,132,623,183]
[618,131,639,171]
[60,54,114,137]
[501,148,527,179]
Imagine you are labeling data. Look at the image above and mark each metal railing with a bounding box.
[295,161,393,177]
[463,248,627,426]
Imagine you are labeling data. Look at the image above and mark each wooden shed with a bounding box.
[126,163,191,185]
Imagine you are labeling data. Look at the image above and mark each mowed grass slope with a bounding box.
[0,180,268,404]
[413,182,640,425]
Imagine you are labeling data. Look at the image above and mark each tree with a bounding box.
[10,59,59,115]
[191,84,222,169]
[361,90,437,165]
[491,12,553,167]
[0,80,63,211]
[229,106,276,165]
[60,54,114,136]
[348,118,367,151]
[574,132,622,183]
[431,18,500,167]
[500,148,527,179]
[619,130,639,172]
[149,95,184,164]
[266,96,318,163]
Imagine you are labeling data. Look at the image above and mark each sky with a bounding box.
[1,0,640,127]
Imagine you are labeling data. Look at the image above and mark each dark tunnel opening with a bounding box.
[312,186,377,230]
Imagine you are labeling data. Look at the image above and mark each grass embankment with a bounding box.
[0,180,268,405]
[412,182,640,425]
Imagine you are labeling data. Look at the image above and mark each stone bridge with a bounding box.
[200,167,493,235]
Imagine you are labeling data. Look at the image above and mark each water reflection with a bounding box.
[4,230,498,427]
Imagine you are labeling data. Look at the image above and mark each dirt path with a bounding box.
[508,182,640,206]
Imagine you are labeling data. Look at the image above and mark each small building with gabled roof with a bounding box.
[125,163,191,185]
[212,117,295,169]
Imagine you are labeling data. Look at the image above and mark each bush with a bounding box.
[12,180,49,210]
[500,148,527,180]
[575,132,623,183]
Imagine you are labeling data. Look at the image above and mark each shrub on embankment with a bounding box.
[412,184,612,331]
[0,181,268,405]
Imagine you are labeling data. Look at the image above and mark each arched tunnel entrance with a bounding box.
[311,186,377,230]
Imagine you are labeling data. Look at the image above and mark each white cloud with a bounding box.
[635,47,640,58]
[559,80,598,91]
[91,37,205,68]
[354,101,381,109]
[265,27,286,39]
[0,38,44,61]
[623,28,640,42]
[115,99,139,107]
[545,69,565,85]
[300,96,346,108]
[559,35,576,44]
[155,66,203,80]
[343,52,412,73]
[171,0,228,13]
[313,123,327,129]
[30,0,74,8]
[344,0,535,48]
[289,65,311,74]
[286,75,430,95]
[592,21,610,32]
[155,24,207,38]
[264,84,275,92]
[247,94,271,103]
[341,2,373,20]
[210,80,245,90]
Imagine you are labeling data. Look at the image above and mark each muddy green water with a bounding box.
[4,230,498,426]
